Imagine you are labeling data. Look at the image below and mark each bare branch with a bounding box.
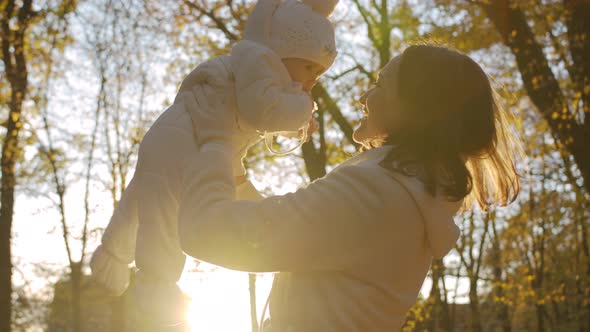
[340,52,375,83]
[350,0,380,48]
[183,0,239,42]
[325,65,361,81]
[314,83,360,149]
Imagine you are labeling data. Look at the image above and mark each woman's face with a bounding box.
[353,56,402,145]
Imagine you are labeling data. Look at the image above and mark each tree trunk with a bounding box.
[249,273,259,332]
[426,259,452,332]
[500,300,511,332]
[0,1,33,329]
[439,273,453,332]
[491,223,511,332]
[535,304,545,332]
[577,208,590,332]
[301,107,327,181]
[481,0,590,194]
[563,0,590,126]
[313,84,360,149]
[0,157,16,332]
[71,262,82,332]
[468,280,482,332]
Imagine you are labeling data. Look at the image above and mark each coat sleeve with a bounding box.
[231,40,313,133]
[177,144,397,273]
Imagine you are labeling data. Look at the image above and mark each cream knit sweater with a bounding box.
[178,145,462,331]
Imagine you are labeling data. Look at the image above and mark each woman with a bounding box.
[178,44,521,331]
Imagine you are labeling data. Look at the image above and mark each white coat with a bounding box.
[178,145,462,331]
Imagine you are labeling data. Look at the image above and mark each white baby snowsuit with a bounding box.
[89,39,314,324]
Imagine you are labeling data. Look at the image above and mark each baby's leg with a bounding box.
[134,173,189,326]
[130,95,201,328]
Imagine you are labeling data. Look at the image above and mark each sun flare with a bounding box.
[179,262,273,332]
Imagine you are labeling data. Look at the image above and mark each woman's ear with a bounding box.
[243,0,282,45]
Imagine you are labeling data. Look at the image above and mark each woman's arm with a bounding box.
[178,144,398,273]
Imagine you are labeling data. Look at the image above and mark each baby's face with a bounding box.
[282,58,326,92]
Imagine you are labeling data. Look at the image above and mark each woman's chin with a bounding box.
[352,130,364,144]
[353,122,389,148]
[353,123,369,144]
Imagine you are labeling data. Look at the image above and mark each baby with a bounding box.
[90,0,338,327]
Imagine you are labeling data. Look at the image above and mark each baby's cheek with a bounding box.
[284,65,303,82]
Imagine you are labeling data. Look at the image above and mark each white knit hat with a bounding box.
[244,0,338,70]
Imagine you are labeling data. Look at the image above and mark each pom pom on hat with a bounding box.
[243,0,339,69]
[301,0,339,17]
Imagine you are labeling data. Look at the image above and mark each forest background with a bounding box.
[1,0,589,331]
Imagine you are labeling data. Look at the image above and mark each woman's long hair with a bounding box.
[378,44,521,210]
